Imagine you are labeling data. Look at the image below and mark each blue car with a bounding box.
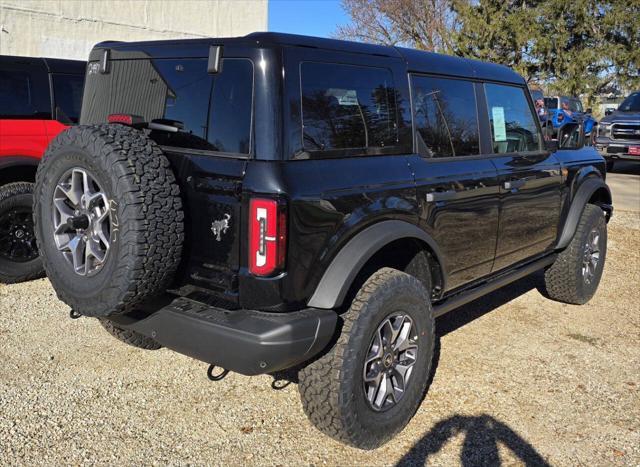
[543,95,598,140]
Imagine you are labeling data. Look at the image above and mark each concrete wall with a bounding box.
[0,0,268,61]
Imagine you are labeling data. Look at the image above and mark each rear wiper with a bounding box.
[148,119,185,133]
[107,114,185,133]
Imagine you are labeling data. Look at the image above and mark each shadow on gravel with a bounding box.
[396,272,551,466]
[395,414,550,467]
[436,271,545,337]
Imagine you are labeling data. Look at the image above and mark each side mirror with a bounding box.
[545,140,558,152]
[605,108,614,116]
[557,123,584,149]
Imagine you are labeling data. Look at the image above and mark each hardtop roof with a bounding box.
[95,32,525,85]
[0,55,85,74]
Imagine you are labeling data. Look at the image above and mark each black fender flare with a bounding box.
[307,220,446,309]
[0,156,40,171]
[556,177,612,249]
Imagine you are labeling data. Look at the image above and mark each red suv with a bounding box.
[0,55,85,283]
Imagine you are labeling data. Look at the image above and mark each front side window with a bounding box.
[0,70,49,118]
[484,83,541,154]
[618,92,640,112]
[52,74,84,123]
[412,76,479,157]
[300,62,398,154]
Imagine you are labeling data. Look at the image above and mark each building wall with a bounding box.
[0,0,268,61]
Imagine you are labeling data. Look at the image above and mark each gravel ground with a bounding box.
[1,211,639,466]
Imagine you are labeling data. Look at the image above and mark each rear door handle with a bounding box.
[426,190,457,202]
[504,179,526,190]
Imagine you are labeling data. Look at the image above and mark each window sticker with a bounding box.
[491,106,507,142]
[326,88,359,106]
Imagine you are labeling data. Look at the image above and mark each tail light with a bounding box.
[249,198,287,276]
[108,114,144,126]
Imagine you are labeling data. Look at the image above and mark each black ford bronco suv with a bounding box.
[34,33,612,449]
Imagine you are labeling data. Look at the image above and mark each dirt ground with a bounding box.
[1,211,638,466]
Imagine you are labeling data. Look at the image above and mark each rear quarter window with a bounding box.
[52,74,84,124]
[300,62,399,157]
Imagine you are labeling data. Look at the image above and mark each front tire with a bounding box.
[298,268,435,449]
[544,204,607,304]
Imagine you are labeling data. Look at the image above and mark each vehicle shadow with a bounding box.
[436,271,544,337]
[395,413,550,466]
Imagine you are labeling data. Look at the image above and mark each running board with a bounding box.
[432,254,556,318]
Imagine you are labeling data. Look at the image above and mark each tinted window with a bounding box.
[81,58,253,155]
[484,84,541,153]
[149,59,212,148]
[0,70,49,118]
[544,97,558,109]
[559,97,582,113]
[412,76,479,157]
[52,74,84,123]
[618,92,640,112]
[207,59,253,154]
[301,62,398,154]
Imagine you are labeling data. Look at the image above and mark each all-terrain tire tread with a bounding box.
[544,204,605,304]
[100,319,162,350]
[34,124,184,316]
[0,182,45,283]
[298,268,435,449]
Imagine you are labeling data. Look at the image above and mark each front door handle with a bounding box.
[504,179,526,190]
[426,190,457,202]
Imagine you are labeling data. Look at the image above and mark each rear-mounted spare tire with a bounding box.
[34,124,184,317]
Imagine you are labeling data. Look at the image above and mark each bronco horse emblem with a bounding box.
[211,214,231,241]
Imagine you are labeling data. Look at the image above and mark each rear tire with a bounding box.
[544,204,607,304]
[34,125,184,317]
[298,268,435,449]
[0,182,45,284]
[100,319,162,350]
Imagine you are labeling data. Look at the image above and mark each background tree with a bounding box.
[336,0,456,52]
[337,0,640,104]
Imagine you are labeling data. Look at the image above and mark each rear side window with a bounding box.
[484,84,541,154]
[300,62,398,155]
[411,76,479,157]
[52,74,84,123]
[0,70,50,119]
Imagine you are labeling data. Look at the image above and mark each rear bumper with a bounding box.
[110,297,338,376]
